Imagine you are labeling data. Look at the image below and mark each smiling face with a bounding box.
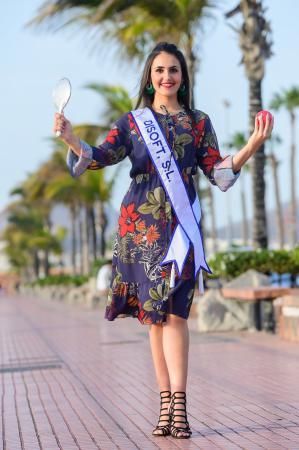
[150,51,183,99]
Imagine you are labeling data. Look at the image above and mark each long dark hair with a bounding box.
[136,42,192,113]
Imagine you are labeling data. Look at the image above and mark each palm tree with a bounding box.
[226,0,273,249]
[30,0,219,105]
[30,1,220,250]
[201,184,218,253]
[79,169,114,266]
[266,134,284,249]
[48,127,106,274]
[13,175,53,277]
[4,200,43,278]
[226,132,249,246]
[222,99,234,247]
[46,85,129,273]
[46,123,113,274]
[83,83,133,258]
[74,111,119,267]
[3,224,32,278]
[110,1,217,106]
[270,87,299,247]
[20,143,83,275]
[69,124,107,272]
[45,171,81,274]
[86,84,133,124]
[4,197,64,280]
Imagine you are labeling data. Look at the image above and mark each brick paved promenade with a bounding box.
[1,294,299,450]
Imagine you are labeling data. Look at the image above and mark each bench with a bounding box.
[221,287,299,332]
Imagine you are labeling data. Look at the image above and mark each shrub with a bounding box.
[208,247,299,280]
[30,274,89,287]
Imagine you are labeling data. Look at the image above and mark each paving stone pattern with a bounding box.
[1,294,299,450]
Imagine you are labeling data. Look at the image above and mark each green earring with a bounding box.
[145,83,155,95]
[179,84,186,95]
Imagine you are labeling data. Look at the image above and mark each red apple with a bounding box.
[256,110,273,125]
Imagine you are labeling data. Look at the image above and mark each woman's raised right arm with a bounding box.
[53,112,132,177]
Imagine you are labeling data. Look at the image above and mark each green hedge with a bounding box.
[208,247,299,280]
[30,274,89,287]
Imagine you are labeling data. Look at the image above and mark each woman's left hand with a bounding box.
[247,113,274,152]
[232,113,274,172]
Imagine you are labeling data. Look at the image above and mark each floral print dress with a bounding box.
[67,109,240,325]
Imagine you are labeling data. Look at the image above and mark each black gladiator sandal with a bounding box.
[152,390,171,437]
[169,392,192,439]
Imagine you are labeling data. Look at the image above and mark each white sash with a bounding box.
[131,108,211,290]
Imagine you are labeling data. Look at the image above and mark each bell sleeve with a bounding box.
[196,114,240,192]
[66,113,132,178]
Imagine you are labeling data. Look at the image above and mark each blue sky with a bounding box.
[1,0,298,230]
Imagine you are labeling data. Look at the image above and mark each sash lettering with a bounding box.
[131,108,211,287]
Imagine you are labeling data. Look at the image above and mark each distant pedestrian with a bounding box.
[96,260,112,297]
[54,42,273,439]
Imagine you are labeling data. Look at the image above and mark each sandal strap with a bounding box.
[171,425,191,431]
[159,391,171,415]
[171,426,192,436]
[160,390,171,397]
[172,391,186,397]
[153,425,170,436]
[160,391,171,403]
[169,391,191,437]
[153,390,171,436]
[159,414,170,420]
[172,415,188,420]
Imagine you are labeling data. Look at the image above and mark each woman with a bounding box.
[54,42,273,439]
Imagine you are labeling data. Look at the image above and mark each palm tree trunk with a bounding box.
[185,36,196,109]
[44,250,50,276]
[225,195,234,247]
[290,111,297,246]
[249,78,268,248]
[197,175,207,245]
[207,184,218,253]
[185,36,209,245]
[97,201,107,258]
[70,204,77,274]
[23,266,31,283]
[268,154,284,248]
[33,250,40,279]
[240,175,249,245]
[82,206,90,274]
[78,205,84,275]
[44,216,51,276]
[89,205,97,262]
